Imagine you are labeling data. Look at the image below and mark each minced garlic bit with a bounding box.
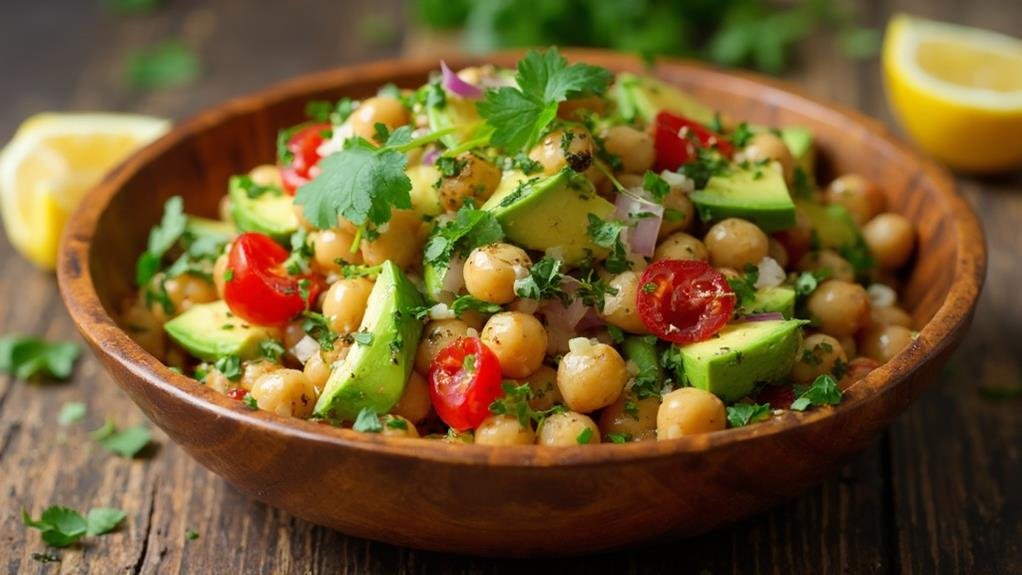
[567,336,598,355]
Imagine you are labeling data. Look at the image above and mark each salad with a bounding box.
[123,49,917,446]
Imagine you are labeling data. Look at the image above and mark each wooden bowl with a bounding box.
[57,50,986,557]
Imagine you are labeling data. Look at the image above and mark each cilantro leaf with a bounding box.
[58,402,87,426]
[259,339,286,362]
[85,508,126,536]
[575,427,594,444]
[423,204,504,267]
[476,48,612,153]
[294,137,412,230]
[353,407,383,433]
[125,40,200,90]
[586,214,632,273]
[726,403,772,427]
[214,354,242,381]
[0,336,81,381]
[90,421,152,458]
[642,171,670,201]
[136,196,187,285]
[728,264,760,313]
[186,529,200,540]
[23,506,88,548]
[790,374,843,411]
[794,269,831,298]
[514,256,565,301]
[450,295,502,317]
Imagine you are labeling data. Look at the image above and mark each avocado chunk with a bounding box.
[313,261,425,423]
[779,127,815,177]
[482,169,616,264]
[427,95,483,149]
[228,175,298,240]
[621,336,665,391]
[677,319,806,401]
[691,163,796,231]
[185,216,235,245]
[407,164,443,217]
[164,301,277,362]
[796,200,861,250]
[745,286,796,319]
[612,73,716,126]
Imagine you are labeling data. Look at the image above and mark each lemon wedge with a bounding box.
[0,113,169,269]
[883,15,1022,172]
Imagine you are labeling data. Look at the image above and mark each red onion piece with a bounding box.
[614,190,664,257]
[422,148,440,166]
[441,61,483,100]
[740,312,785,322]
[575,307,607,331]
[539,282,589,355]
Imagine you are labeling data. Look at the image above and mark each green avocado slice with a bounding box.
[745,287,796,319]
[228,176,298,240]
[163,301,277,362]
[482,168,616,265]
[691,163,796,231]
[313,261,424,423]
[677,319,807,402]
[612,73,716,126]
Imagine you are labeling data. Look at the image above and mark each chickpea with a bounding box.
[240,359,281,391]
[120,299,166,358]
[656,387,726,440]
[602,125,655,174]
[601,271,648,334]
[837,335,858,358]
[475,414,535,445]
[825,174,886,225]
[312,228,363,274]
[862,213,915,270]
[249,164,283,188]
[282,320,306,351]
[806,280,871,337]
[204,367,231,395]
[598,395,659,442]
[436,153,502,211]
[458,309,486,331]
[658,189,696,238]
[303,351,333,390]
[250,369,319,418]
[704,218,769,270]
[349,96,410,142]
[767,238,789,269]
[321,278,374,334]
[741,132,796,182]
[653,232,709,262]
[528,127,595,175]
[321,337,351,365]
[213,252,230,299]
[520,365,562,411]
[415,319,472,375]
[390,371,432,424]
[796,249,855,282]
[481,312,548,379]
[379,415,420,438]
[537,411,600,446]
[218,195,233,223]
[463,243,532,304]
[859,324,914,363]
[556,339,628,413]
[870,305,913,329]
[774,206,813,263]
[361,209,424,268]
[163,274,218,315]
[791,334,848,384]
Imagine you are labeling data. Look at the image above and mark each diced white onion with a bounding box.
[660,170,695,193]
[427,303,456,321]
[316,121,354,157]
[755,257,786,289]
[290,335,321,366]
[867,283,897,308]
[441,255,466,295]
[567,337,598,355]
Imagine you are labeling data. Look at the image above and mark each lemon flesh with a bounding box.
[883,15,1022,172]
[0,113,169,269]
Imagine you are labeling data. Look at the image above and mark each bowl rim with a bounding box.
[58,49,986,468]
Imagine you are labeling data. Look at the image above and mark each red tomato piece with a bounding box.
[636,259,736,345]
[754,384,795,410]
[226,388,248,401]
[279,122,330,195]
[428,337,504,431]
[652,111,734,172]
[223,232,323,326]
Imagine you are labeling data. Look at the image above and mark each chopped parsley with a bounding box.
[341,263,383,279]
[283,229,314,276]
[476,47,613,153]
[435,155,468,178]
[794,269,832,298]
[352,407,383,433]
[726,403,772,427]
[790,374,843,411]
[23,506,126,548]
[304,97,356,124]
[185,529,200,541]
[302,311,339,352]
[575,427,594,444]
[728,264,760,313]
[586,214,631,273]
[730,122,755,148]
[57,402,87,426]
[791,167,815,199]
[90,420,152,458]
[385,417,409,430]
[606,433,630,444]
[450,294,503,317]
[514,256,566,302]
[235,174,280,199]
[679,148,730,189]
[136,196,187,286]
[259,339,286,362]
[509,152,543,174]
[642,170,670,201]
[214,355,242,381]
[243,394,258,410]
[423,204,504,268]
[489,381,564,428]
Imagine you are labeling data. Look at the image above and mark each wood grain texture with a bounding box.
[0,0,1018,572]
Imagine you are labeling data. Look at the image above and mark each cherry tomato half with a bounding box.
[223,232,323,326]
[636,259,736,345]
[428,337,504,431]
[280,122,330,195]
[652,111,734,172]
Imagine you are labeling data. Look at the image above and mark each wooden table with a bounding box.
[1,1,1019,572]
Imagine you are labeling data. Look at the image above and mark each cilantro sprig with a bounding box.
[586,214,632,274]
[423,204,504,269]
[476,48,613,153]
[726,403,772,427]
[0,336,80,381]
[294,125,455,235]
[23,506,126,548]
[136,196,187,286]
[790,374,843,411]
[514,256,567,302]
